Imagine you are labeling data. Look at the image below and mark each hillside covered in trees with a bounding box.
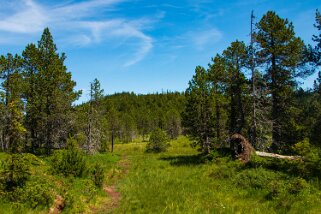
[0,8,321,214]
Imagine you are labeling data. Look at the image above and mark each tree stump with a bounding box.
[230,133,255,163]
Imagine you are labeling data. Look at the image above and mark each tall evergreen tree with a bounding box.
[22,43,40,153]
[208,55,228,144]
[255,11,309,151]
[222,41,248,135]
[23,28,80,154]
[182,66,214,153]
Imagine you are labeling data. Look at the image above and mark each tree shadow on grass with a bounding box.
[159,154,206,166]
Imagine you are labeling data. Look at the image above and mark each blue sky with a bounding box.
[0,0,320,103]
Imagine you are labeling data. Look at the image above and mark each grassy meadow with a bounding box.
[112,137,321,214]
[1,136,321,213]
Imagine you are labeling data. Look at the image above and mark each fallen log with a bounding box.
[230,134,301,163]
[255,151,301,160]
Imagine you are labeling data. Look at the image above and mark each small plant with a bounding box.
[91,163,104,187]
[50,137,87,177]
[146,128,169,153]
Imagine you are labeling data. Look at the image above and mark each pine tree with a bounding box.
[208,54,228,144]
[23,28,80,154]
[22,43,40,153]
[182,66,214,153]
[255,11,309,151]
[0,54,26,153]
[222,41,248,135]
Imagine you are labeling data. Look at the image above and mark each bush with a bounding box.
[292,139,321,177]
[0,154,31,191]
[146,128,169,153]
[50,137,87,177]
[12,178,54,208]
[233,168,280,189]
[91,164,104,188]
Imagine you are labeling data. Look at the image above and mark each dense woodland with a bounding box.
[184,10,321,155]
[0,10,321,213]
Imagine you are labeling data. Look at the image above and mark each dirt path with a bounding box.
[103,185,120,208]
[93,155,130,213]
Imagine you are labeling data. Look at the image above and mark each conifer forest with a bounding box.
[1,4,321,214]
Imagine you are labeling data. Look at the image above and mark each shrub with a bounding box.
[91,164,104,188]
[146,128,169,153]
[50,137,87,177]
[12,178,54,208]
[0,154,30,191]
[233,168,280,189]
[292,139,321,177]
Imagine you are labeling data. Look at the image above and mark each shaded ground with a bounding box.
[159,154,205,166]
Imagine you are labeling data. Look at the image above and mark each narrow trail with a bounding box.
[103,185,120,208]
[93,154,130,213]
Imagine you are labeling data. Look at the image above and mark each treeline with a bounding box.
[73,89,184,153]
[0,27,185,155]
[183,11,321,154]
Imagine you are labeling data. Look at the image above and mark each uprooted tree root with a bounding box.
[230,133,255,163]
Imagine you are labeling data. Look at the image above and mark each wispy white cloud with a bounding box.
[192,28,222,50]
[0,0,155,66]
[0,0,47,33]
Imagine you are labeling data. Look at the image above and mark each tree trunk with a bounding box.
[215,100,221,142]
[111,130,114,153]
[271,53,281,151]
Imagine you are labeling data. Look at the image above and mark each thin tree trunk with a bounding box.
[215,98,221,142]
[271,53,281,150]
[111,130,114,153]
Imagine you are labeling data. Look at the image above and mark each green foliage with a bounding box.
[0,154,30,191]
[182,66,214,153]
[255,11,310,149]
[50,137,87,177]
[22,28,81,154]
[292,139,321,177]
[11,178,54,209]
[234,168,280,189]
[63,179,98,213]
[0,53,26,153]
[146,128,169,153]
[313,9,321,66]
[0,154,53,209]
[91,163,105,188]
[311,116,321,146]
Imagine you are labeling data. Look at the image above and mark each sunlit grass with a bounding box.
[114,136,321,214]
[1,136,321,213]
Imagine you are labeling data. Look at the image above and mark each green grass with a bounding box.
[113,136,321,214]
[1,136,321,213]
